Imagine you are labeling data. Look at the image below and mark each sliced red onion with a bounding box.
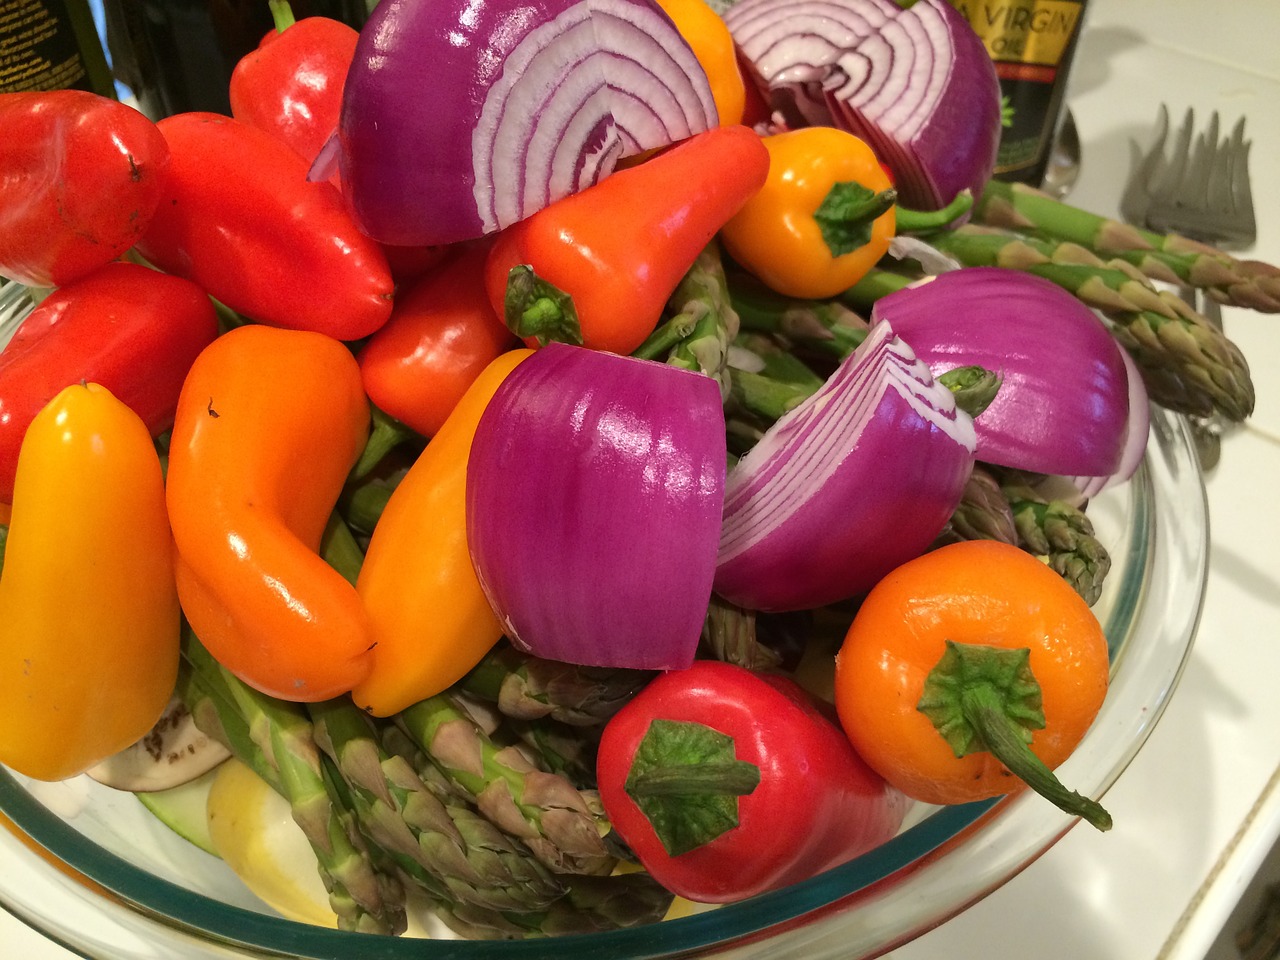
[466,343,726,670]
[1067,347,1151,497]
[339,0,717,246]
[714,320,976,613]
[870,267,1133,478]
[725,0,1000,210]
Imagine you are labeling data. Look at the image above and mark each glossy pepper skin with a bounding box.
[720,127,897,300]
[135,112,393,341]
[0,90,170,288]
[353,349,531,717]
[0,383,180,781]
[835,540,1112,828]
[166,324,374,701]
[485,124,769,355]
[359,244,517,438]
[653,0,745,126]
[0,261,218,504]
[229,4,358,169]
[597,660,907,903]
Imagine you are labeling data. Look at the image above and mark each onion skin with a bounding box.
[871,268,1132,478]
[339,0,717,246]
[466,343,726,670]
[725,0,1000,210]
[714,321,976,613]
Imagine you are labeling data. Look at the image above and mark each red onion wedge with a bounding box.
[1067,347,1151,497]
[466,343,726,670]
[714,320,976,613]
[725,0,1000,210]
[339,0,718,247]
[870,268,1135,478]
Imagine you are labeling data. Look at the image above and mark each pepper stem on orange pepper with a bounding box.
[917,640,1113,831]
[503,264,584,346]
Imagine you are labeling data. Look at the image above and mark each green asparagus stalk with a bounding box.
[700,593,783,672]
[398,693,617,877]
[308,697,569,913]
[179,636,408,935]
[933,465,1019,547]
[730,277,870,360]
[1002,482,1112,607]
[974,180,1280,311]
[458,645,652,727]
[658,241,741,398]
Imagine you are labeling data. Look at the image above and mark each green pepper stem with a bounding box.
[503,265,584,346]
[895,190,975,234]
[269,0,297,32]
[961,683,1113,831]
[625,761,761,799]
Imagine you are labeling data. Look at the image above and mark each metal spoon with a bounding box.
[1041,109,1082,198]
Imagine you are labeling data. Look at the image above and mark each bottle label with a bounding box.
[953,0,1082,67]
[0,0,90,93]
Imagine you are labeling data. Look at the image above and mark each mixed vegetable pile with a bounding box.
[0,0,1274,941]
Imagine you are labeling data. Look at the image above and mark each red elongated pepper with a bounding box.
[228,3,359,169]
[596,660,907,903]
[484,125,769,355]
[135,112,393,341]
[358,244,517,438]
[0,91,170,288]
[0,261,218,503]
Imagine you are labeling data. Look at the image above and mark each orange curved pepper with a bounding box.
[353,348,532,717]
[720,127,897,300]
[654,0,746,127]
[166,324,374,702]
[0,383,179,781]
[834,540,1111,826]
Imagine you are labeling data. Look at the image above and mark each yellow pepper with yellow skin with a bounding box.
[720,127,898,299]
[0,382,179,781]
[654,0,746,127]
[353,349,532,717]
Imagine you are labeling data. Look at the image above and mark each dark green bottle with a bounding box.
[0,0,116,95]
[947,0,1088,186]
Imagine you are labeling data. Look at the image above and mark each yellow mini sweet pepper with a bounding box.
[0,382,179,781]
[353,348,532,717]
[654,0,747,127]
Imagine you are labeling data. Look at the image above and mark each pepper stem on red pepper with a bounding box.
[624,718,762,857]
[917,640,1112,831]
[268,0,297,32]
[503,264,585,346]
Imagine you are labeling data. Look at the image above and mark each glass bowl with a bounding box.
[0,277,1209,960]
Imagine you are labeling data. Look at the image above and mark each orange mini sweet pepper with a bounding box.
[166,324,374,702]
[0,383,179,781]
[353,348,531,717]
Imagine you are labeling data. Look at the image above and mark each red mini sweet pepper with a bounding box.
[0,261,218,504]
[228,1,359,171]
[134,112,393,341]
[484,124,769,355]
[596,660,907,903]
[0,90,170,288]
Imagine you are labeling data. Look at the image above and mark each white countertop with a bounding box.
[5,1,1280,957]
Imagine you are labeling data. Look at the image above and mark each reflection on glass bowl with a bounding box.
[0,281,1208,960]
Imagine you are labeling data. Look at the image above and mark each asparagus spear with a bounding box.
[1002,482,1112,607]
[933,465,1019,547]
[974,180,1280,311]
[179,637,408,935]
[700,593,783,672]
[308,697,569,913]
[459,644,652,727]
[398,693,617,877]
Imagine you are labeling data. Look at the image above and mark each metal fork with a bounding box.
[1119,104,1257,329]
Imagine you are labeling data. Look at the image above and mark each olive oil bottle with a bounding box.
[0,0,115,95]
[947,0,1088,186]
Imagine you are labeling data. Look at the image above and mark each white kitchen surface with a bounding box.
[5,1,1280,957]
